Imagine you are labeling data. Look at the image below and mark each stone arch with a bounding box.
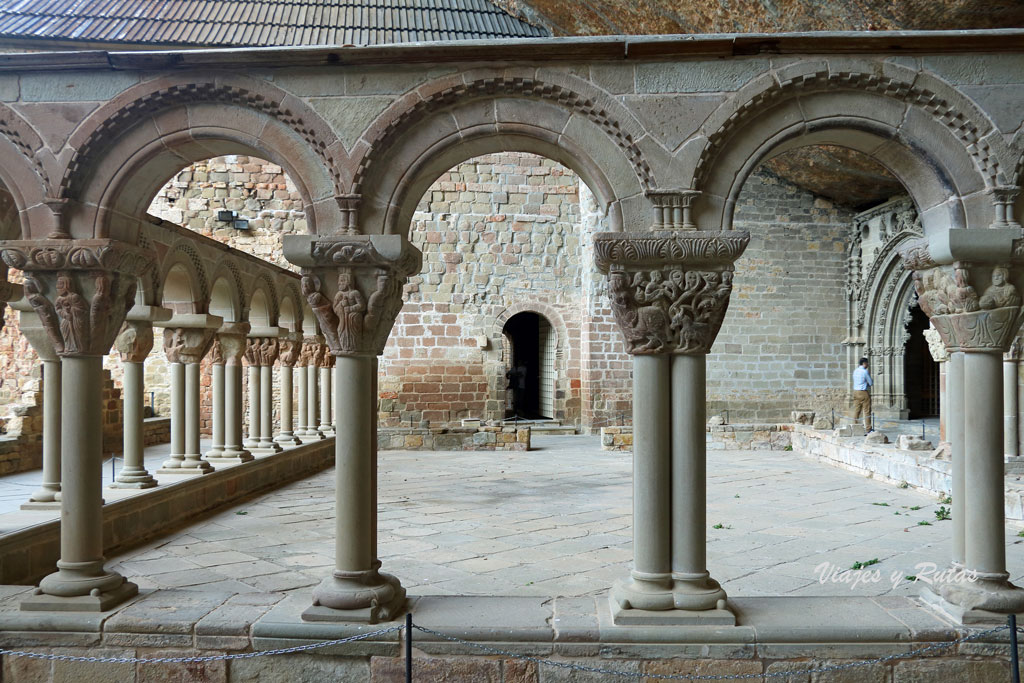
[158,242,209,314]
[689,61,1003,233]
[278,283,304,333]
[486,301,572,422]
[208,264,245,323]
[352,72,655,236]
[58,73,343,241]
[248,277,278,328]
[0,103,51,239]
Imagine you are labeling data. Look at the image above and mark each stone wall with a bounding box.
[379,425,530,451]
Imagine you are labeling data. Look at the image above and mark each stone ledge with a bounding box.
[379,426,530,451]
[0,438,336,585]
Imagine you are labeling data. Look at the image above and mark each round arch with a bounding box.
[157,243,208,314]
[0,103,52,240]
[690,63,1002,234]
[209,274,243,323]
[248,285,276,329]
[353,73,657,237]
[59,73,343,242]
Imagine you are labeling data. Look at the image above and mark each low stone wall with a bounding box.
[380,425,530,451]
[142,416,171,447]
[0,439,336,586]
[600,424,793,451]
[791,425,1024,523]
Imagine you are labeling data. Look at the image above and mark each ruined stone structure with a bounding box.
[1,28,1024,680]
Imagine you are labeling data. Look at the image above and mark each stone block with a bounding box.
[370,654,500,682]
[892,658,1008,682]
[864,431,889,445]
[791,411,815,425]
[812,418,832,430]
[897,435,933,451]
[230,654,370,682]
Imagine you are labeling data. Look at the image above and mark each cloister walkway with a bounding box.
[97,435,1024,601]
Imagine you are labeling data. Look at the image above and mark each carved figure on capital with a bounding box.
[162,327,215,365]
[114,322,155,364]
[218,333,248,366]
[901,240,1023,353]
[278,337,302,367]
[244,337,279,367]
[0,240,153,357]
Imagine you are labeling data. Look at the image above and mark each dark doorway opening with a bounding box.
[502,311,555,419]
[904,304,939,419]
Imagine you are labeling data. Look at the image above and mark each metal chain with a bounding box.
[0,625,402,664]
[411,623,1012,681]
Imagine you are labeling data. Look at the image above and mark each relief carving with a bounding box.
[114,322,155,363]
[594,231,749,356]
[218,333,248,366]
[244,337,279,367]
[294,236,421,356]
[162,327,215,365]
[209,338,224,365]
[300,336,321,366]
[278,337,302,367]
[0,240,153,357]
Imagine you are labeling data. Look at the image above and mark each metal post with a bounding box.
[831,409,835,429]
[111,455,115,480]
[921,419,926,439]
[405,611,413,683]
[1012,613,1020,683]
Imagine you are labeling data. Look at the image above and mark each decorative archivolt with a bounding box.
[159,240,209,308]
[351,76,655,195]
[0,103,49,192]
[694,67,1002,191]
[252,273,280,325]
[59,77,343,201]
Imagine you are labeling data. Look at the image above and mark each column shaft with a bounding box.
[319,366,332,435]
[207,363,225,458]
[672,354,706,576]
[162,362,186,469]
[181,362,211,471]
[307,364,322,440]
[948,352,965,566]
[297,364,309,437]
[1005,358,1019,457]
[963,351,1006,576]
[35,357,136,604]
[258,365,281,452]
[245,365,260,448]
[28,360,62,503]
[632,355,672,581]
[111,361,156,488]
[217,363,252,462]
[276,365,299,444]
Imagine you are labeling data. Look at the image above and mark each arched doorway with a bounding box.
[502,311,556,419]
[903,303,939,419]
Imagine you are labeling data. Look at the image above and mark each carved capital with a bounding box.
[218,332,248,366]
[163,327,216,364]
[0,240,154,357]
[286,235,421,356]
[922,326,949,363]
[245,337,279,367]
[278,334,302,367]
[901,253,1023,353]
[594,231,750,355]
[990,186,1021,229]
[1006,336,1022,362]
[114,321,155,363]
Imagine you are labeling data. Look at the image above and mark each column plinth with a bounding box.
[900,243,1024,623]
[595,228,749,626]
[3,239,149,612]
[285,232,421,623]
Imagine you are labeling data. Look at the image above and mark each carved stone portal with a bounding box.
[594,231,750,355]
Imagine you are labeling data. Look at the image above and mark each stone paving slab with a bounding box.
[103,434,1024,602]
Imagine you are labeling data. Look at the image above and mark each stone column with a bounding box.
[2,239,150,611]
[157,322,219,475]
[595,227,749,625]
[1004,339,1020,458]
[16,307,62,509]
[949,351,966,566]
[110,321,158,488]
[247,334,283,455]
[296,344,310,438]
[319,352,335,437]
[900,241,1024,622]
[205,338,226,460]
[303,336,325,442]
[208,326,252,464]
[244,339,261,449]
[284,233,421,623]
[275,334,302,446]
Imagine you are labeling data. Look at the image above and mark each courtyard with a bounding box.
[106,435,1021,601]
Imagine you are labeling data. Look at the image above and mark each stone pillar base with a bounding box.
[21,580,138,613]
[155,466,210,477]
[611,575,732,623]
[249,443,284,456]
[20,501,61,511]
[206,448,254,465]
[299,431,327,443]
[921,585,1024,625]
[109,468,158,489]
[275,433,303,446]
[303,571,406,624]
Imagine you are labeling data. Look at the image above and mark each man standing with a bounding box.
[852,357,873,431]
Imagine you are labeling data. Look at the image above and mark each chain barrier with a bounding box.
[0,619,1017,679]
[412,622,1014,681]
[0,625,403,664]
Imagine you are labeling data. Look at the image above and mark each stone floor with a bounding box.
[107,434,1024,600]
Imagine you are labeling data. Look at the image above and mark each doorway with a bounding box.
[904,304,939,419]
[503,311,556,419]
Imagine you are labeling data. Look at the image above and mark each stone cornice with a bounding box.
[594,231,750,272]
